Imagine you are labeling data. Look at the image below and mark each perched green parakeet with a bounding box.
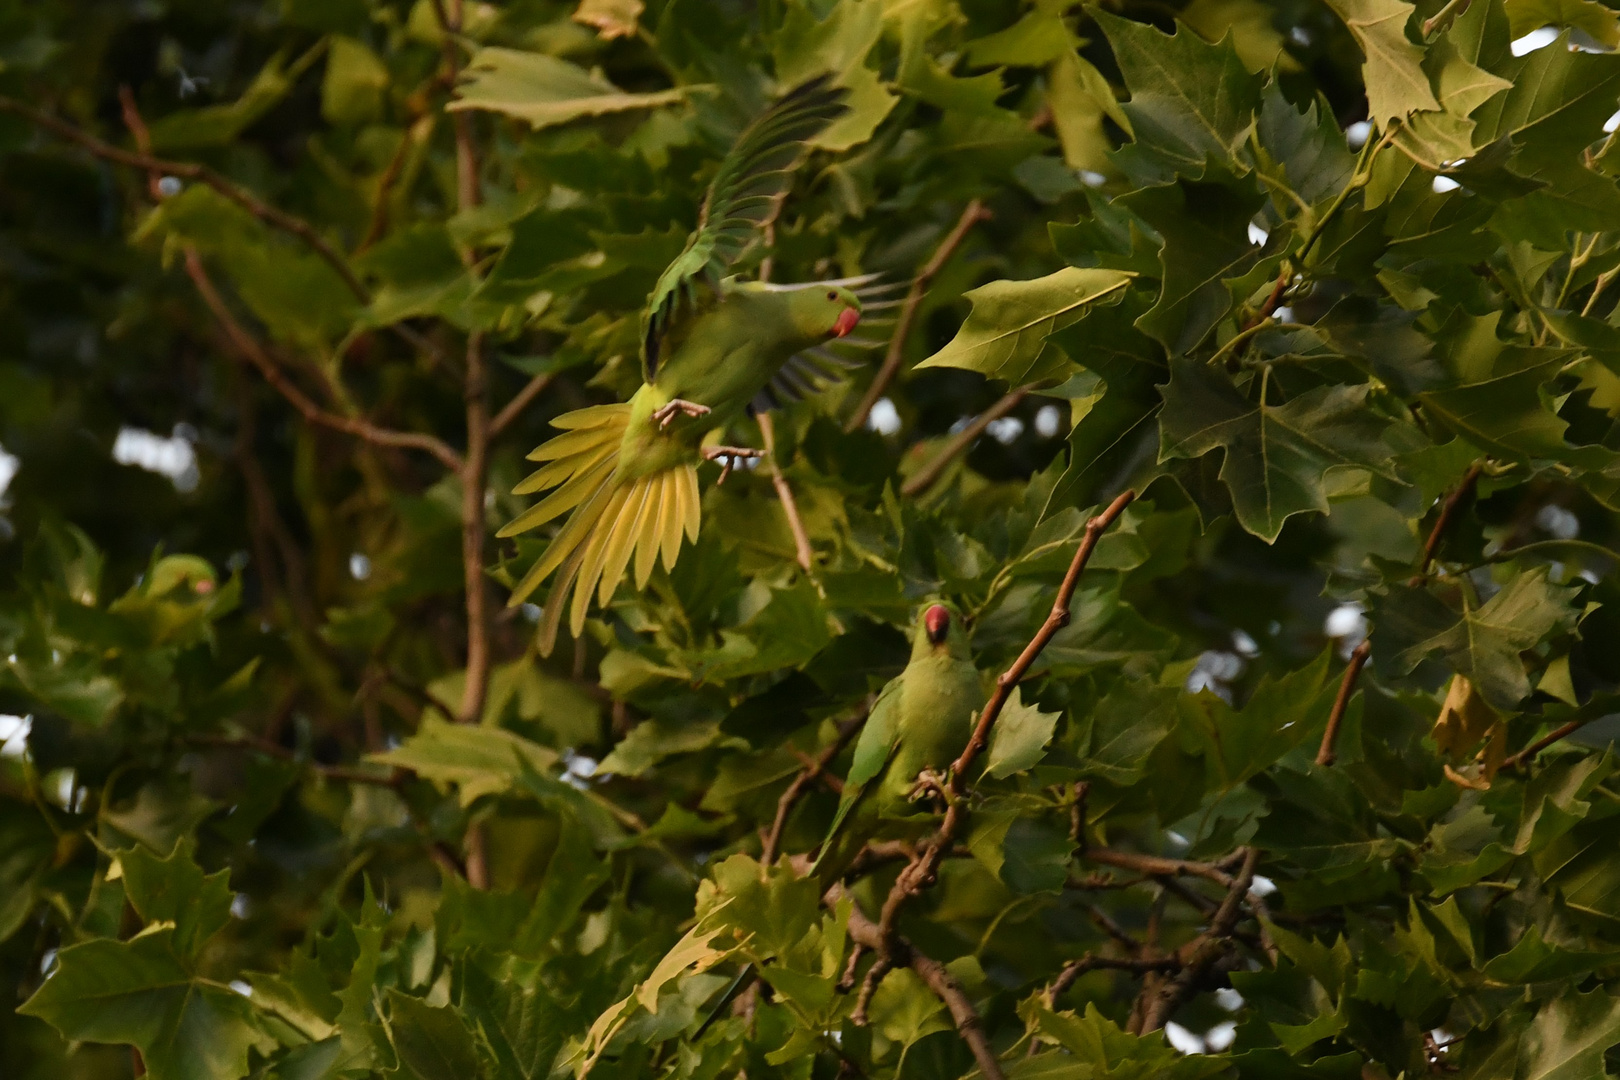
[812,602,985,878]
[499,75,892,653]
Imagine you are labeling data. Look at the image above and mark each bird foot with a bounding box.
[653,399,711,430]
[701,445,764,485]
[908,768,950,806]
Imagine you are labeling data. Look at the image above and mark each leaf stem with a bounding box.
[184,251,465,470]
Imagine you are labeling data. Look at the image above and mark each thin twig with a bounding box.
[1135,847,1259,1033]
[458,330,492,727]
[1087,905,1142,952]
[1316,639,1372,767]
[1504,720,1586,769]
[758,411,814,571]
[834,887,1006,1080]
[1412,462,1484,582]
[357,114,432,253]
[850,955,892,1026]
[1046,954,1181,1007]
[1081,846,1236,888]
[762,716,864,864]
[186,734,403,786]
[846,200,992,433]
[1242,268,1289,332]
[956,491,1136,778]
[900,384,1035,497]
[184,251,465,470]
[490,371,555,437]
[1,96,369,303]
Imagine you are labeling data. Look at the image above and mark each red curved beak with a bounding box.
[924,604,951,645]
[833,307,860,338]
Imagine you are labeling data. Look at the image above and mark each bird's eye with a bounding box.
[826,290,837,300]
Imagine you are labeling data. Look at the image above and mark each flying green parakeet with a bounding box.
[811,602,985,878]
[499,74,893,653]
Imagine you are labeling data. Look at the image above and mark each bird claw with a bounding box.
[908,768,950,805]
[701,445,764,485]
[653,399,711,430]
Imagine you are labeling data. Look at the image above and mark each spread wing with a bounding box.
[641,74,850,380]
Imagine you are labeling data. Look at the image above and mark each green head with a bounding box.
[785,284,862,341]
[911,600,971,661]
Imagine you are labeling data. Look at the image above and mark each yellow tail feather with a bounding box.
[505,402,701,655]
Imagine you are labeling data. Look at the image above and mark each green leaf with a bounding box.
[1047,50,1127,174]
[1372,567,1580,710]
[145,50,305,150]
[459,961,565,1080]
[321,36,389,126]
[1255,85,1357,209]
[1124,174,1268,354]
[915,267,1134,384]
[1319,0,1440,127]
[18,929,271,1080]
[1180,651,1336,790]
[1518,989,1620,1080]
[708,855,822,957]
[1505,0,1620,48]
[118,837,234,960]
[386,990,481,1080]
[867,967,949,1049]
[1076,678,1178,785]
[368,717,559,806]
[986,687,1059,778]
[774,0,895,151]
[1158,359,1399,541]
[968,10,1081,67]
[1094,10,1264,183]
[449,48,689,129]
[1392,0,1512,166]
[1419,362,1573,461]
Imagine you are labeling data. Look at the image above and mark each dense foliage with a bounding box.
[7,0,1620,1077]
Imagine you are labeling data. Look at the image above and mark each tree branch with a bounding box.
[458,330,492,728]
[1504,719,1587,769]
[900,384,1035,497]
[1045,954,1181,1008]
[846,200,992,433]
[758,411,814,572]
[1315,639,1372,767]
[1135,847,1259,1034]
[1412,461,1484,583]
[834,886,1006,1080]
[184,251,464,471]
[956,490,1136,779]
[1080,846,1237,889]
[1,96,368,303]
[489,371,555,437]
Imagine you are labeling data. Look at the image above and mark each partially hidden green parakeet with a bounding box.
[811,602,985,879]
[499,74,892,653]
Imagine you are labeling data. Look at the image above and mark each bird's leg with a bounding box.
[652,399,711,430]
[908,768,950,807]
[700,444,764,485]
